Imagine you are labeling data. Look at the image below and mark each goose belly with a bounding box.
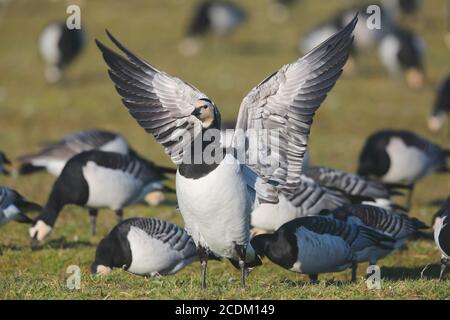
[126,227,196,276]
[382,138,429,183]
[290,227,353,274]
[82,161,141,210]
[251,195,301,232]
[176,155,251,259]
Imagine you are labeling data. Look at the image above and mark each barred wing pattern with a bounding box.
[236,16,357,203]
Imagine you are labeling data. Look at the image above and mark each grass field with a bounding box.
[0,0,449,299]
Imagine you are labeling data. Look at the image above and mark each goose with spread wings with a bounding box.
[96,16,356,289]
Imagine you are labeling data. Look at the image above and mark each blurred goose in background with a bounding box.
[178,0,247,56]
[251,216,395,283]
[378,27,426,89]
[322,204,430,264]
[0,151,10,176]
[428,74,450,133]
[29,150,175,247]
[357,129,449,208]
[303,166,407,211]
[17,129,129,176]
[433,197,449,280]
[97,17,357,288]
[39,21,86,83]
[299,6,394,75]
[266,0,301,24]
[0,186,41,225]
[92,218,198,276]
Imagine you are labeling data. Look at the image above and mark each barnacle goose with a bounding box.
[178,0,247,56]
[433,197,450,280]
[0,151,10,176]
[28,150,175,247]
[17,129,129,176]
[96,17,357,288]
[38,21,86,83]
[358,129,449,208]
[378,27,426,88]
[322,204,429,264]
[92,218,198,276]
[303,166,407,211]
[428,75,450,132]
[251,216,396,283]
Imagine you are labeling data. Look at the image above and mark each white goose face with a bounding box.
[193,99,216,128]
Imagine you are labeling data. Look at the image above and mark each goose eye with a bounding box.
[203,105,208,109]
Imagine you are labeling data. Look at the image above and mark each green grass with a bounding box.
[0,0,449,299]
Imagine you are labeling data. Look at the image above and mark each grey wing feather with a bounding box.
[96,32,211,165]
[235,16,357,203]
[304,166,390,199]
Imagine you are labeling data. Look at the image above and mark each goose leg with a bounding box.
[439,258,448,281]
[309,274,319,284]
[405,184,415,210]
[351,261,358,283]
[89,209,98,236]
[115,209,123,223]
[235,244,247,289]
[197,246,208,290]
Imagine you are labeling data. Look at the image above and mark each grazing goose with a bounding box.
[28,150,175,246]
[428,75,450,133]
[378,28,426,88]
[251,176,350,234]
[0,152,10,176]
[357,129,449,208]
[92,218,198,276]
[39,21,86,83]
[17,129,129,176]
[322,204,429,264]
[433,197,450,280]
[96,17,357,288]
[251,216,396,283]
[303,166,407,211]
[178,0,247,56]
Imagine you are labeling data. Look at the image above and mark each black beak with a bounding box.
[192,108,202,117]
[31,234,39,251]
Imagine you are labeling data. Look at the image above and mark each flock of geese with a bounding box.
[0,1,449,291]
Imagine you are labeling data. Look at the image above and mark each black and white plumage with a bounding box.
[251,176,349,233]
[92,218,198,276]
[322,204,429,264]
[358,130,449,207]
[38,21,86,83]
[428,75,450,132]
[0,187,41,225]
[28,150,175,246]
[433,197,450,280]
[251,216,395,282]
[0,151,10,176]
[378,27,426,88]
[179,0,247,56]
[96,17,357,288]
[17,129,129,176]
[358,130,449,184]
